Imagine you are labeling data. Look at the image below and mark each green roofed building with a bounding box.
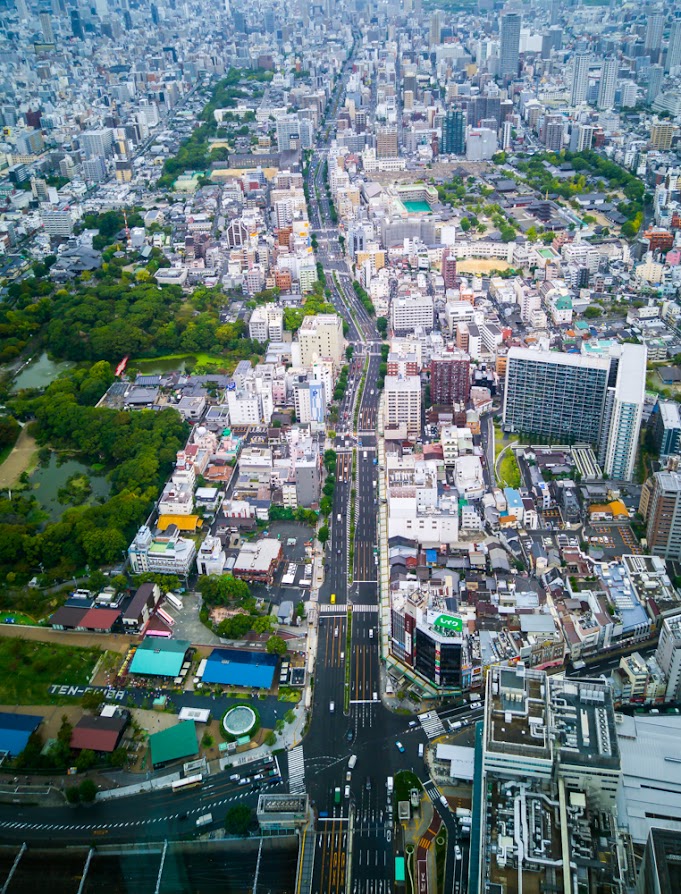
[129,637,191,678]
[149,720,198,767]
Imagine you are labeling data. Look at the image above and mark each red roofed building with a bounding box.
[78,607,120,632]
[70,711,128,753]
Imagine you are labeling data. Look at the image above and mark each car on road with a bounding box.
[368,628,374,639]
[346,728,354,743]
[418,744,424,758]
[395,741,405,752]
[365,776,372,791]
[330,593,336,604]
[454,845,462,860]
[344,785,350,799]
[329,701,335,714]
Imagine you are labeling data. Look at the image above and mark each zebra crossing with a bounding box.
[318,603,379,613]
[419,711,446,739]
[288,745,306,793]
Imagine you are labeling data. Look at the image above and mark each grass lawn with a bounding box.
[394,769,422,805]
[0,637,103,704]
[497,450,522,488]
[135,351,226,365]
[492,421,507,461]
[0,612,37,626]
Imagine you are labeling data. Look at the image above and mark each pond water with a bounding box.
[134,355,198,375]
[12,353,75,392]
[30,454,110,522]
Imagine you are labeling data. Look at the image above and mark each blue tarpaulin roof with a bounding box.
[0,712,42,756]
[202,648,278,689]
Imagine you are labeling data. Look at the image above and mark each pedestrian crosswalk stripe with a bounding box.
[319,603,378,613]
[288,745,306,794]
[418,711,446,739]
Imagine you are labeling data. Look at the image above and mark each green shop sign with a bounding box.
[432,614,463,633]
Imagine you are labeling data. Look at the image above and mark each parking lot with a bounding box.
[586,523,642,558]
[245,520,315,611]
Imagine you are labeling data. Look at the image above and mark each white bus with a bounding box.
[166,592,184,611]
[172,774,203,793]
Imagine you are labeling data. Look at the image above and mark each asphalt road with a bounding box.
[0,752,285,845]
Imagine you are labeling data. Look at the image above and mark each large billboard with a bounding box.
[426,610,463,634]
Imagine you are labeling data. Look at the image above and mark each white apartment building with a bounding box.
[604,344,647,481]
[392,295,434,334]
[196,534,227,576]
[384,375,422,437]
[41,208,75,236]
[249,305,284,343]
[128,525,197,577]
[298,314,344,370]
[311,358,334,400]
[158,463,196,516]
[227,390,262,426]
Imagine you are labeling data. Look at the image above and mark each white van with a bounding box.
[348,754,357,769]
[329,700,335,714]
[418,743,424,758]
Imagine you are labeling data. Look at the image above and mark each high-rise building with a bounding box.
[376,126,398,158]
[384,375,422,437]
[503,347,610,445]
[440,109,465,155]
[642,468,681,560]
[430,351,470,404]
[391,296,434,334]
[571,52,591,106]
[597,57,618,110]
[276,115,313,152]
[648,64,664,104]
[70,9,84,39]
[655,616,681,702]
[429,11,441,47]
[645,13,665,62]
[298,314,344,370]
[39,12,55,43]
[603,344,646,481]
[575,123,595,152]
[499,12,521,79]
[80,128,114,159]
[666,19,681,72]
[544,115,564,150]
[652,400,681,457]
[442,249,457,289]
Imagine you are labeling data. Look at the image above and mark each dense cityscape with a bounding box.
[0,0,680,891]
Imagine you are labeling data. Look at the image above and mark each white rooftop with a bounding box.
[616,714,681,843]
[435,743,475,781]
